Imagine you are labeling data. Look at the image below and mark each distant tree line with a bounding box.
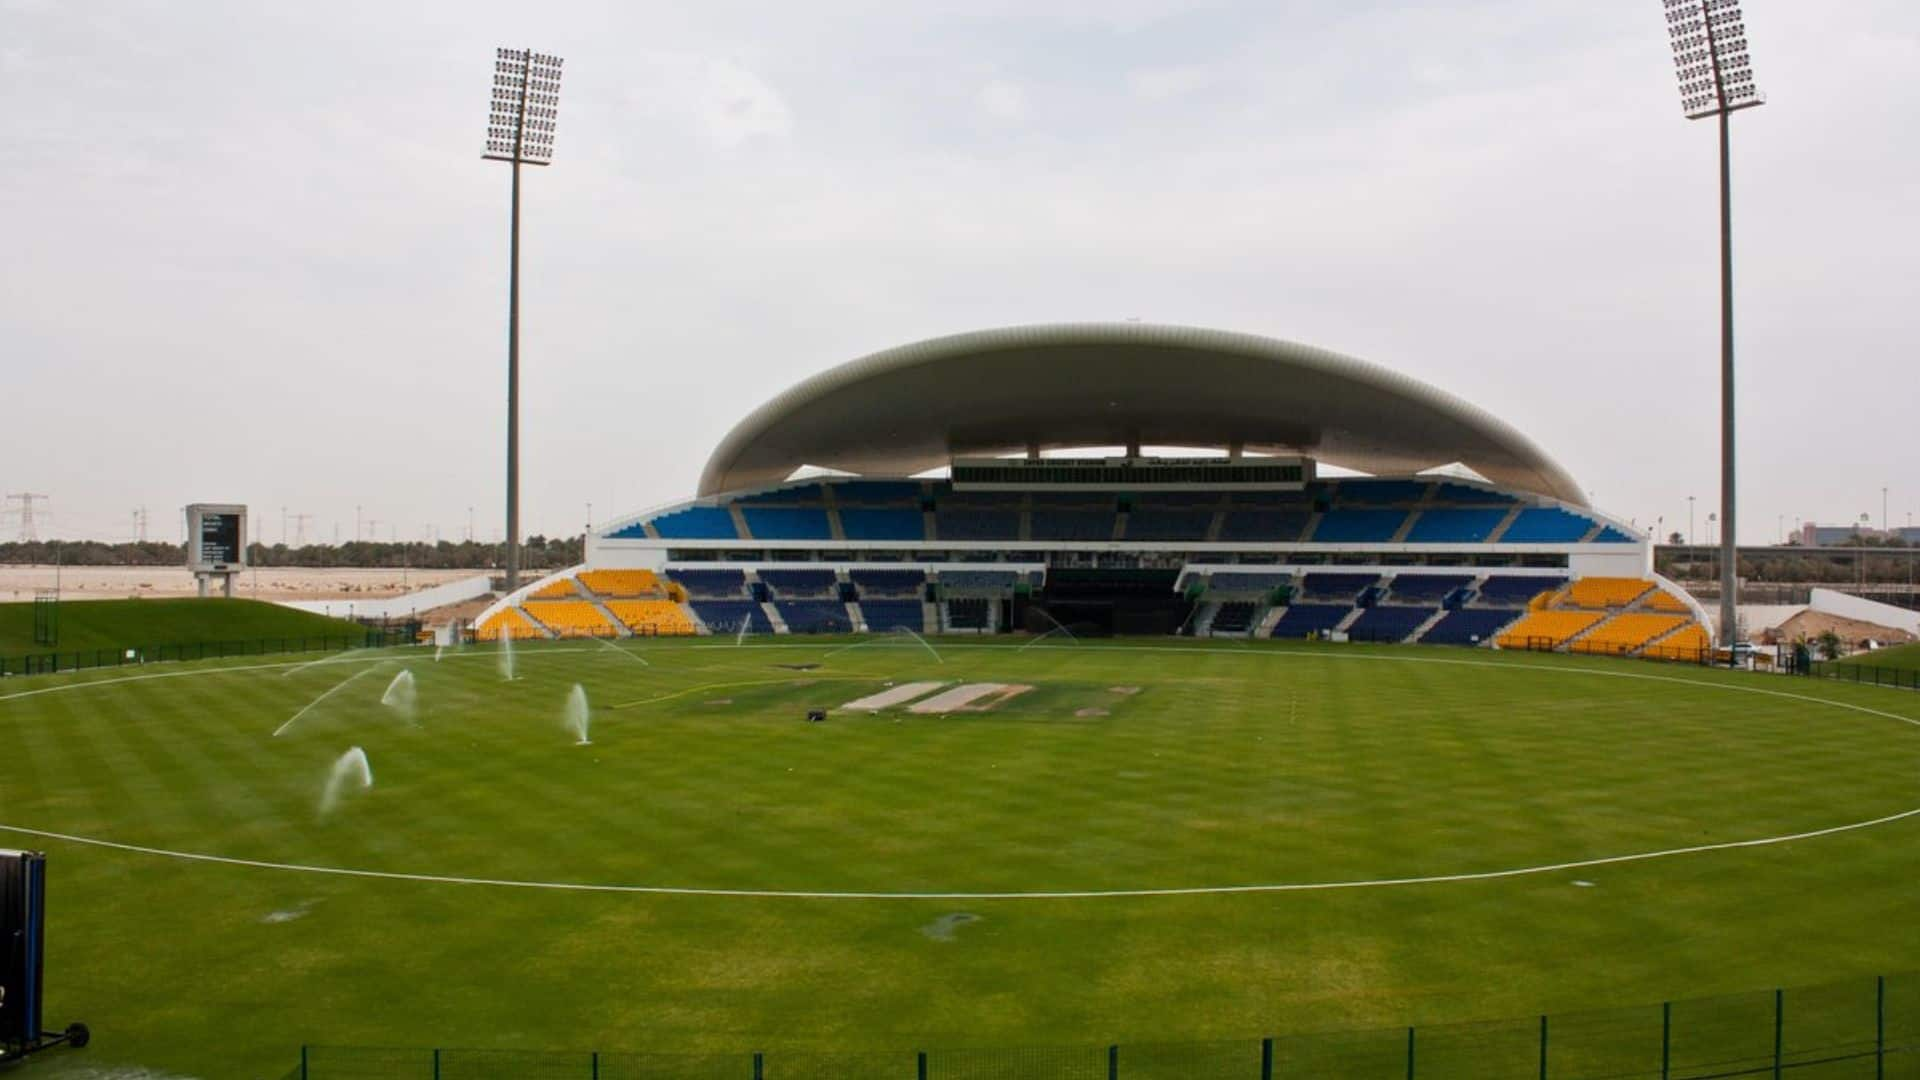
[0,536,585,570]
[1656,544,1919,585]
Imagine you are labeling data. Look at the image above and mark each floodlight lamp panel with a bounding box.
[1663,0,1761,118]
[481,47,565,164]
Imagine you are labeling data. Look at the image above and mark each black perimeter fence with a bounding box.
[286,972,1920,1079]
[0,627,416,678]
[1808,661,1920,692]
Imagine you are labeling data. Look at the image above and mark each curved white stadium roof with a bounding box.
[700,323,1586,505]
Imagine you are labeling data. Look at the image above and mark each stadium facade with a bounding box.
[477,323,1714,658]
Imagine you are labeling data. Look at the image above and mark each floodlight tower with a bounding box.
[482,47,565,593]
[1662,0,1763,654]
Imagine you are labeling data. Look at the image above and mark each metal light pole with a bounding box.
[482,47,565,592]
[1663,0,1763,653]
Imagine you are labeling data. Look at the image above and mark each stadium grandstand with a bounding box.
[476,323,1711,658]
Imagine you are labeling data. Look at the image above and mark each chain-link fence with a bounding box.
[283,971,1920,1079]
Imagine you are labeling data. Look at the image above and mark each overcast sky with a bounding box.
[3,0,1916,547]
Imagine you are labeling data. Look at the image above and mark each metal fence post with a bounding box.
[1108,1043,1118,1080]
[1539,1015,1548,1079]
[1406,1027,1415,1080]
[300,1044,309,1080]
[1661,1001,1671,1080]
[1773,989,1783,1080]
[752,1051,763,1080]
[591,1050,599,1080]
[1261,1037,1273,1080]
[917,1049,928,1080]
[1877,975,1886,1080]
[433,1048,442,1080]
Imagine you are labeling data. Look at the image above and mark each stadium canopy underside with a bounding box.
[698,323,1587,505]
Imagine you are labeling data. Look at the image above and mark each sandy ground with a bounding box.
[0,565,482,603]
[1762,609,1915,647]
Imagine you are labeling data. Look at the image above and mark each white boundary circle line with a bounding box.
[3,807,1917,901]
[3,640,1918,901]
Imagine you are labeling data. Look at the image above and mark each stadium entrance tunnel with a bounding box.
[1019,568,1193,637]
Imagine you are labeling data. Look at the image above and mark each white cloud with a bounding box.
[624,54,793,149]
[975,79,1028,122]
[1126,64,1216,101]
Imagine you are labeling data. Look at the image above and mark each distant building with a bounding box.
[1797,522,1915,546]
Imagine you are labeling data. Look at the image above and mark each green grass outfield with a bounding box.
[1836,640,1920,673]
[4,636,1920,1077]
[0,597,370,657]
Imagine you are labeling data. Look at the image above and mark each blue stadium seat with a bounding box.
[1388,574,1475,604]
[859,600,925,632]
[1310,509,1406,542]
[1134,492,1223,507]
[1300,573,1379,601]
[1030,511,1114,541]
[737,484,825,504]
[1500,508,1593,543]
[1228,490,1314,506]
[775,600,851,633]
[1218,510,1309,542]
[741,507,832,540]
[1432,482,1517,505]
[690,600,771,634]
[1405,509,1508,543]
[1030,492,1114,509]
[834,481,925,504]
[668,568,748,597]
[935,511,1021,540]
[758,569,837,596]
[651,506,739,540]
[1421,608,1521,645]
[1476,576,1565,607]
[839,508,925,541]
[850,569,927,596]
[1347,606,1436,643]
[1335,480,1429,504]
[1268,604,1351,639]
[1593,526,1635,543]
[1126,509,1215,541]
[941,570,1019,590]
[1205,572,1295,594]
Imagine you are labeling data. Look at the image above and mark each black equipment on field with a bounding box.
[805,709,827,723]
[1,850,89,1063]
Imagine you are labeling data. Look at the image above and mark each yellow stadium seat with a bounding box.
[1495,610,1605,650]
[1562,577,1655,609]
[606,599,697,636]
[577,569,665,598]
[1577,613,1687,655]
[476,607,545,641]
[1647,623,1712,661]
[530,577,580,600]
[524,600,618,638]
[1643,590,1691,614]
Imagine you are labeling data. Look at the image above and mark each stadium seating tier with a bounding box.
[524,601,617,638]
[577,570,664,598]
[606,599,695,636]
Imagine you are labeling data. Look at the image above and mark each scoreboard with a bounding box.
[185,504,247,572]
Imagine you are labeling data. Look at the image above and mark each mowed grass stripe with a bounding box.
[8,638,1920,1077]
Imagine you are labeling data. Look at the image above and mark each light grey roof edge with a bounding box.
[698,322,1586,505]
